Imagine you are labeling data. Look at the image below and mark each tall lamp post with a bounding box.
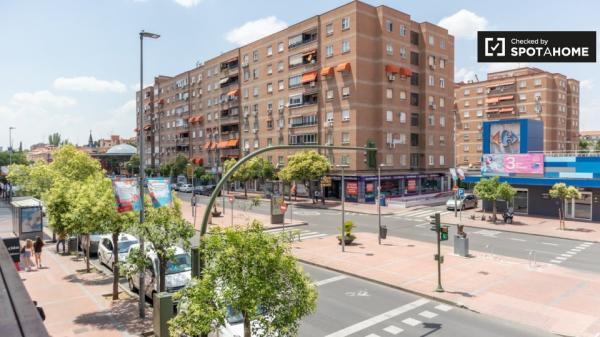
[138,30,160,319]
[8,126,15,165]
[377,163,391,245]
[335,164,349,252]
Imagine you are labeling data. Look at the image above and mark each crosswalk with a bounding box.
[264,227,329,242]
[387,208,452,222]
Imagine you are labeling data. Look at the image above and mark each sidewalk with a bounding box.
[292,232,600,337]
[442,208,600,242]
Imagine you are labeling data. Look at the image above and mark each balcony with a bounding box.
[289,50,318,70]
[220,59,239,73]
[487,82,516,96]
[220,75,239,89]
[289,93,318,110]
[288,29,317,49]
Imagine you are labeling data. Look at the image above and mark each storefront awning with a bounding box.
[203,142,212,150]
[301,71,318,83]
[320,67,334,77]
[336,62,351,72]
[385,64,399,73]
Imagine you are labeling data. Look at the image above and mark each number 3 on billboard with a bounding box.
[505,156,516,169]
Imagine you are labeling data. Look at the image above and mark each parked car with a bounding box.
[97,234,138,270]
[79,233,104,256]
[198,184,220,196]
[127,244,192,298]
[179,184,194,193]
[446,194,478,210]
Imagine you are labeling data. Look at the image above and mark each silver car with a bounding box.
[446,194,478,210]
[97,234,138,270]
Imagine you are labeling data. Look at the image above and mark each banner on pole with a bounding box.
[147,178,172,208]
[112,178,141,213]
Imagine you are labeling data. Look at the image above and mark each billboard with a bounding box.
[481,153,544,175]
[21,207,43,233]
[147,178,172,208]
[490,122,520,154]
[112,178,141,213]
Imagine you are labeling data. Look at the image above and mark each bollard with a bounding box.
[191,247,200,277]
[153,292,174,337]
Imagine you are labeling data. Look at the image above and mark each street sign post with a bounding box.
[280,202,288,231]
[458,188,465,199]
[228,196,234,226]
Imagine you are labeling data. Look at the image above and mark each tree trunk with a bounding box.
[84,233,91,273]
[159,257,167,293]
[305,181,311,202]
[243,309,251,337]
[112,232,120,300]
[492,200,497,223]
[244,182,248,198]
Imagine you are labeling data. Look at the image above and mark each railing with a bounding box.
[530,150,600,157]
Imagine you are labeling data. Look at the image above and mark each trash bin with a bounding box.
[454,235,469,257]
[67,237,78,254]
[380,195,387,207]
[379,225,388,239]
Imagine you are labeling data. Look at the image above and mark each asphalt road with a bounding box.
[179,193,600,274]
[90,255,554,337]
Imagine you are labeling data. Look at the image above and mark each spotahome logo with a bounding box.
[478,31,596,62]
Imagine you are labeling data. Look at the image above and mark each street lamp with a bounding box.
[138,29,160,319]
[335,164,349,252]
[377,163,391,245]
[8,126,15,165]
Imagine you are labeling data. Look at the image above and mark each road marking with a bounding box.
[419,310,438,319]
[324,299,429,337]
[510,238,527,242]
[555,256,567,260]
[473,229,502,238]
[365,334,380,337]
[560,253,575,257]
[415,224,426,228]
[541,242,559,246]
[581,242,593,246]
[434,304,453,312]
[298,233,328,240]
[550,259,563,264]
[401,317,422,327]
[293,210,321,216]
[571,247,584,252]
[383,325,404,335]
[314,275,348,286]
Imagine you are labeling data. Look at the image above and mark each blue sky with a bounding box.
[0,0,598,149]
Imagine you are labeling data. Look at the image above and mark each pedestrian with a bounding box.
[21,239,34,271]
[56,230,67,254]
[33,236,44,268]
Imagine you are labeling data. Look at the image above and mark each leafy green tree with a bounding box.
[125,154,140,175]
[50,144,102,181]
[473,176,515,222]
[0,151,28,166]
[579,138,590,152]
[171,154,189,178]
[130,195,194,292]
[497,182,516,210]
[159,162,173,177]
[549,183,581,230]
[278,150,330,198]
[193,167,205,180]
[595,141,600,152]
[7,161,54,198]
[48,132,62,146]
[169,221,317,337]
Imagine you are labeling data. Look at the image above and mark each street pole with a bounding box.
[454,189,458,218]
[337,165,347,252]
[231,197,234,226]
[434,213,444,292]
[8,126,15,165]
[377,165,381,245]
[138,29,160,319]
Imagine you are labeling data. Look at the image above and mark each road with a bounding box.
[91,255,553,337]
[179,193,600,274]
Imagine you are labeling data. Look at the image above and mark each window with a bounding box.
[440,155,445,165]
[476,87,483,93]
[326,89,334,100]
[428,115,435,126]
[399,112,406,123]
[341,40,350,53]
[288,74,302,87]
[341,132,350,144]
[386,154,393,165]
[463,145,469,152]
[385,19,393,32]
[410,52,419,65]
[277,61,284,72]
[242,88,249,98]
[399,24,406,36]
[254,139,259,149]
[253,87,259,97]
[477,99,483,105]
[519,105,526,112]
[410,31,419,45]
[440,136,445,146]
[428,75,434,86]
[463,123,469,130]
[476,110,483,117]
[399,47,407,58]
[342,110,350,121]
[410,93,419,106]
[342,17,350,30]
[464,101,470,107]
[463,111,470,118]
[400,154,407,166]
[267,46,273,56]
[267,64,273,75]
[520,80,527,88]
[398,133,406,144]
[386,88,393,99]
[288,53,303,67]
[326,44,333,57]
[342,87,350,98]
[464,89,470,96]
[326,111,334,122]
[266,83,273,93]
[519,93,527,101]
[428,35,434,46]
[439,97,445,107]
[253,68,259,79]
[400,91,407,100]
[428,155,434,166]
[410,133,419,146]
[386,132,393,145]
[440,39,446,49]
[411,113,419,126]
[267,138,273,146]
[440,116,445,127]
[534,78,542,86]
[386,43,393,55]
[341,155,349,165]
[278,156,284,165]
[386,110,393,122]
[289,94,302,107]
[253,50,259,62]
[326,23,333,36]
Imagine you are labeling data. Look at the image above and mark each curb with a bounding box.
[265,222,308,231]
[293,204,396,216]
[441,221,599,244]
[88,258,151,307]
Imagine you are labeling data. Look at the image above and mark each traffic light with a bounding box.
[429,213,440,232]
[440,226,449,241]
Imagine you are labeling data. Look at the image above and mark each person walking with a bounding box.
[33,236,44,268]
[56,230,67,254]
[21,239,34,271]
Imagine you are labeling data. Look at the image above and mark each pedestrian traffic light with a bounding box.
[440,226,449,241]
[429,213,440,231]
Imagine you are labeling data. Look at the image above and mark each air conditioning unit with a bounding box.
[429,103,436,110]
[278,107,284,113]
[429,64,436,70]
[241,62,249,68]
[309,82,316,87]
[243,112,249,118]
[253,129,258,133]
[387,74,396,81]
[326,121,333,127]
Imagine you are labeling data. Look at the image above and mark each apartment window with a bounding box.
[439,97,445,107]
[386,88,393,99]
[253,68,259,79]
[278,156,284,165]
[464,89,470,96]
[463,134,469,141]
[400,154,407,166]
[398,133,406,144]
[476,110,483,117]
[400,91,407,100]
[253,50,259,61]
[519,94,527,101]
[428,115,435,126]
[266,83,273,93]
[341,40,350,53]
[342,109,350,121]
[463,111,470,118]
[428,35,434,46]
[463,123,469,130]
[410,52,419,65]
[266,138,273,146]
[428,155,434,166]
[438,78,445,89]
[476,87,483,94]
[440,39,446,49]
[386,110,393,122]
[410,31,419,45]
[463,145,469,152]
[288,74,302,87]
[534,79,542,86]
[386,154,393,165]
[519,105,526,113]
[267,101,273,112]
[253,139,259,149]
[399,47,407,58]
[411,113,419,126]
[410,133,419,146]
[410,73,419,86]
[326,23,333,36]
[341,132,350,144]
[326,44,333,57]
[243,69,250,81]
[520,80,527,88]
[278,80,284,91]
[410,93,419,106]
[277,61,284,72]
[464,101,470,107]
[289,94,302,106]
[477,99,483,105]
[342,17,350,30]
[340,155,349,165]
[440,155,445,165]
[399,112,406,123]
[326,111,334,122]
[399,24,406,36]
[440,136,446,146]
[325,89,333,99]
[253,87,259,97]
[266,46,273,57]
[428,75,434,86]
[267,64,273,75]
[342,87,350,98]
[385,19,393,32]
[386,43,393,55]
[440,59,446,69]
[440,116,445,127]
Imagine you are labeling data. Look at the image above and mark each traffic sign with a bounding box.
[458,188,465,198]
[320,176,332,187]
[280,203,288,213]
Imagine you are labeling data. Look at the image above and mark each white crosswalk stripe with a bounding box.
[264,228,328,242]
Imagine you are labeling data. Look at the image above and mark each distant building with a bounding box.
[98,135,136,154]
[26,145,56,163]
[579,131,600,142]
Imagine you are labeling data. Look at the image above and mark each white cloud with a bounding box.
[438,9,488,39]
[173,0,203,8]
[225,16,288,46]
[580,79,593,90]
[11,90,77,108]
[54,76,127,93]
[455,67,477,82]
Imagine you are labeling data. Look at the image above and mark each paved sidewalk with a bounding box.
[441,208,600,242]
[292,232,600,337]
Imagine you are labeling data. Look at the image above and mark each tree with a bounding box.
[169,221,317,337]
[549,183,581,230]
[278,150,330,199]
[48,133,62,146]
[18,141,22,152]
[7,161,54,198]
[0,151,28,166]
[579,138,590,152]
[595,141,600,152]
[125,154,140,175]
[130,195,194,292]
[473,176,515,222]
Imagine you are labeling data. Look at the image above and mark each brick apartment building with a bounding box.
[137,0,455,202]
[454,67,580,169]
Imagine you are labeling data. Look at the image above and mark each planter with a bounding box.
[211,211,222,217]
[337,235,355,245]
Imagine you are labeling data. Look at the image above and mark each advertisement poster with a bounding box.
[346,181,358,197]
[407,179,417,192]
[481,153,544,175]
[21,207,43,233]
[112,178,141,213]
[271,195,284,216]
[147,178,172,208]
[490,122,520,154]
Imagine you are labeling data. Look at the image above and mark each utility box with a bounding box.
[10,197,44,240]
[153,292,174,337]
[454,235,469,257]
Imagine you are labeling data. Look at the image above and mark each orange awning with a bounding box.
[196,116,204,123]
[188,116,195,122]
[485,108,499,113]
[485,97,499,104]
[301,71,318,84]
[336,62,351,72]
[143,124,152,131]
[385,65,399,73]
[498,95,514,101]
[398,67,412,77]
[226,139,239,148]
[203,142,212,150]
[303,49,317,55]
[217,141,230,149]
[320,67,334,76]
[500,107,514,113]
[227,89,240,97]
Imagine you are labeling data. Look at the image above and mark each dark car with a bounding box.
[199,185,220,196]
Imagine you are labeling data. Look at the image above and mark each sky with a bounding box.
[0,0,598,149]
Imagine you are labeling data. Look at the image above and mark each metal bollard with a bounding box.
[153,292,174,337]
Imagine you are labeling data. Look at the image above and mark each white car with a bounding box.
[97,234,138,270]
[179,184,194,193]
[217,305,270,337]
[446,193,478,210]
[127,244,192,298]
